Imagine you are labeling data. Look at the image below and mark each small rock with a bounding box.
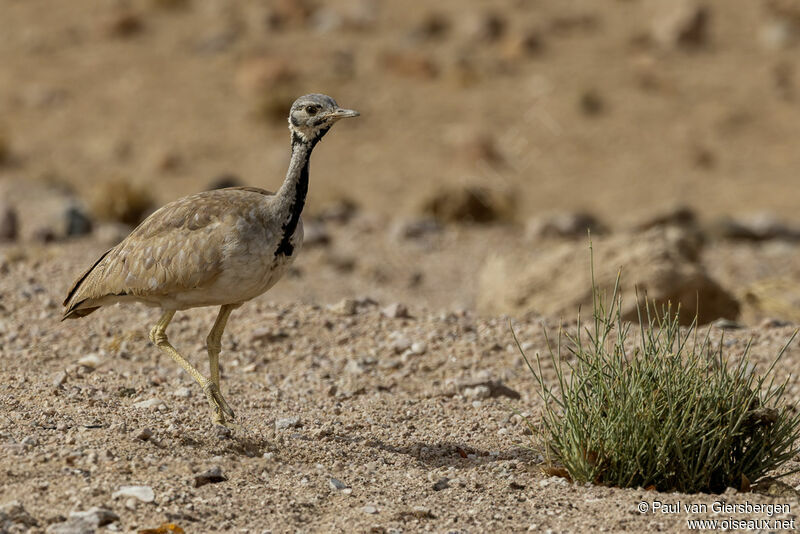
[390,335,412,354]
[52,371,68,387]
[651,0,709,49]
[88,180,154,225]
[0,500,38,527]
[105,11,144,38]
[409,342,427,355]
[463,385,491,400]
[194,466,227,487]
[77,353,102,370]
[172,387,192,398]
[134,398,165,410]
[760,317,792,328]
[111,485,154,503]
[275,416,301,430]
[466,11,506,43]
[432,477,450,491]
[579,89,605,116]
[0,203,18,242]
[711,318,743,330]
[421,184,516,224]
[65,206,93,237]
[134,427,153,441]
[317,198,359,224]
[68,507,119,527]
[362,505,378,515]
[329,298,357,316]
[382,303,411,319]
[526,212,606,240]
[460,380,521,400]
[328,477,348,490]
[391,217,441,240]
[713,213,800,241]
[46,518,95,534]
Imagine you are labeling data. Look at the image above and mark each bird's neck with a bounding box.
[274,133,315,257]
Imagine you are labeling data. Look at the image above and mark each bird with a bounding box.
[62,94,359,428]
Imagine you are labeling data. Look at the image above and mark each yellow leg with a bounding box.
[206,304,234,389]
[149,310,234,425]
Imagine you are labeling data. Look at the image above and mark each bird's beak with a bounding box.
[327,108,360,119]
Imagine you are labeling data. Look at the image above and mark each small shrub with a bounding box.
[518,251,800,493]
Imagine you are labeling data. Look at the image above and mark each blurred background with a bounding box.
[2,0,800,324]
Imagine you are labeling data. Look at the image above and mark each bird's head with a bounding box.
[288,94,359,146]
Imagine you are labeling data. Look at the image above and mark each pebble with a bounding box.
[275,416,301,430]
[69,507,119,527]
[46,518,95,534]
[0,500,38,527]
[329,298,357,316]
[172,387,192,398]
[194,466,228,487]
[463,385,491,400]
[328,477,348,490]
[390,335,412,354]
[111,485,154,503]
[382,303,411,319]
[52,371,68,387]
[0,203,18,242]
[134,398,166,410]
[77,353,102,369]
[134,427,153,441]
[432,477,450,491]
[362,505,378,514]
[409,342,427,355]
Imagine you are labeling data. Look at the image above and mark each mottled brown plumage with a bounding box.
[62,94,359,427]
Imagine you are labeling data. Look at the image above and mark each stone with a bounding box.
[112,485,154,503]
[275,416,301,430]
[651,0,709,49]
[328,477,347,490]
[88,180,154,225]
[382,303,411,319]
[477,227,739,325]
[329,298,357,316]
[362,505,378,514]
[77,353,102,369]
[0,203,18,242]
[0,500,38,527]
[68,507,118,527]
[46,518,95,534]
[432,477,450,491]
[65,206,93,237]
[134,398,165,410]
[420,184,516,224]
[526,212,607,240]
[194,466,227,487]
[712,213,800,241]
[390,217,441,240]
[134,427,154,441]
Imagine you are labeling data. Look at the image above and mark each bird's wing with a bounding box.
[63,188,275,316]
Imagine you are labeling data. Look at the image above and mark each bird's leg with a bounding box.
[205,304,235,418]
[207,304,234,389]
[149,310,234,426]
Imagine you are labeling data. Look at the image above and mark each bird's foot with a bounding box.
[202,381,236,423]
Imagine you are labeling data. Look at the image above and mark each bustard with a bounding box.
[62,94,359,427]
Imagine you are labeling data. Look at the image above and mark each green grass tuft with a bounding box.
[517,248,800,493]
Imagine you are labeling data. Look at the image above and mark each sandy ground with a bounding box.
[4,0,800,532]
[2,245,800,532]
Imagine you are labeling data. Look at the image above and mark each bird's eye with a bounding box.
[305,105,318,115]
